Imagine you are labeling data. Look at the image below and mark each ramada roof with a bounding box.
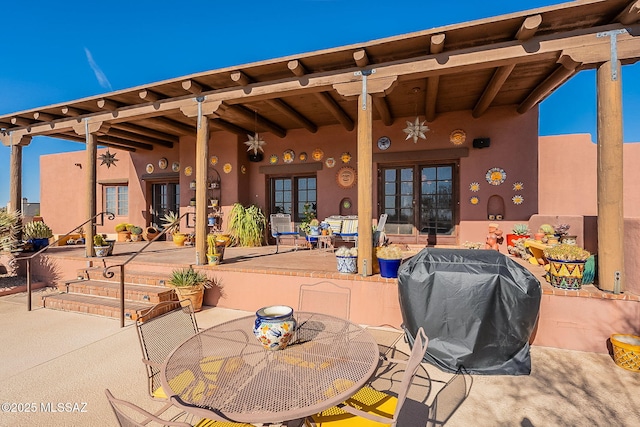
[1,0,639,151]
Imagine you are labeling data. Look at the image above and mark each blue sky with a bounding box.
[1,0,639,205]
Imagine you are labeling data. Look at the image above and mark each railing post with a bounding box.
[26,260,32,311]
[120,264,125,328]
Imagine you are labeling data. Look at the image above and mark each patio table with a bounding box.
[160,312,380,424]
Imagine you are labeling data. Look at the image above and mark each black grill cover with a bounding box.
[398,248,541,375]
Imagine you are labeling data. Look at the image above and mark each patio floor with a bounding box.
[1,289,639,427]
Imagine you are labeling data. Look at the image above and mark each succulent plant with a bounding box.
[0,209,22,251]
[544,243,590,262]
[93,234,108,247]
[23,221,53,239]
[115,223,130,233]
[538,224,555,235]
[553,223,571,236]
[512,223,530,236]
[169,267,210,288]
[129,226,142,235]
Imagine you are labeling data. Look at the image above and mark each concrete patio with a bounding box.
[1,288,639,427]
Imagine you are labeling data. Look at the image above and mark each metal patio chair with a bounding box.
[298,281,351,319]
[305,327,429,427]
[135,300,199,401]
[270,213,300,253]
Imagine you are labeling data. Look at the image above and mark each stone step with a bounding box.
[42,292,159,321]
[60,279,177,304]
[77,267,170,287]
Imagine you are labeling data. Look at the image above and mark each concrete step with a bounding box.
[42,292,159,321]
[77,267,170,287]
[59,279,177,304]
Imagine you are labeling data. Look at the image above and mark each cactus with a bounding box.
[512,223,530,236]
[23,221,53,239]
[93,234,108,247]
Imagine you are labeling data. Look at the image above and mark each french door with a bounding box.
[270,176,317,222]
[151,183,180,228]
[380,163,456,243]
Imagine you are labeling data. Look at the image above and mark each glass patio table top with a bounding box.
[160,312,380,424]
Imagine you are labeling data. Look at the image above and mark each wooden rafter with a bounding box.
[139,89,163,102]
[61,106,86,116]
[372,96,393,126]
[219,102,286,138]
[210,118,252,136]
[112,123,177,144]
[57,132,137,152]
[97,98,120,110]
[616,0,640,25]
[107,128,173,148]
[100,135,153,150]
[353,49,369,67]
[10,117,32,127]
[424,33,445,122]
[33,112,57,122]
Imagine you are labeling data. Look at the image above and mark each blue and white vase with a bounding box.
[253,305,296,350]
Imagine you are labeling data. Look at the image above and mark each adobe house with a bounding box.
[2,0,640,297]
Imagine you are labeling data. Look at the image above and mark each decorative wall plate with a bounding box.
[158,157,168,169]
[486,167,506,186]
[241,165,247,174]
[172,161,180,172]
[210,156,218,166]
[377,136,391,150]
[312,149,324,161]
[223,163,232,173]
[336,166,357,188]
[512,195,524,205]
[146,163,154,174]
[269,155,278,164]
[340,152,351,163]
[513,182,524,191]
[469,182,480,192]
[184,166,193,176]
[450,129,466,145]
[299,152,308,162]
[325,157,336,168]
[283,149,295,164]
[470,196,479,205]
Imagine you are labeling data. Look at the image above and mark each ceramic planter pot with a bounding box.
[172,233,187,246]
[506,234,529,247]
[94,246,109,257]
[546,258,585,290]
[173,284,204,311]
[336,256,357,274]
[253,305,296,351]
[378,258,402,278]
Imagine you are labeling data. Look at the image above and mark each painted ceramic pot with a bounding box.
[336,256,357,274]
[253,305,296,351]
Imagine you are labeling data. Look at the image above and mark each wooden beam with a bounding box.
[97,137,143,151]
[356,92,373,276]
[9,144,22,213]
[182,79,203,94]
[315,92,354,131]
[287,59,308,77]
[372,96,393,126]
[195,113,209,265]
[139,89,162,102]
[230,71,252,86]
[596,59,625,292]
[517,54,581,114]
[516,15,542,41]
[430,33,446,54]
[616,0,640,25]
[353,49,369,67]
[473,64,516,118]
[33,112,57,122]
[107,128,173,148]
[111,123,178,144]
[85,132,97,257]
[425,76,439,122]
[97,99,120,110]
[58,132,136,151]
[145,117,195,135]
[219,103,286,138]
[61,106,85,116]
[210,118,252,136]
[11,117,32,126]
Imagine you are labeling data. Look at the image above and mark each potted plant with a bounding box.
[543,243,590,290]
[206,234,229,265]
[93,234,110,257]
[115,223,132,242]
[336,246,357,274]
[129,226,143,241]
[167,267,211,311]
[228,203,266,247]
[23,220,53,251]
[143,226,159,241]
[162,211,186,246]
[506,223,530,248]
[1,209,22,253]
[554,223,577,245]
[376,245,404,278]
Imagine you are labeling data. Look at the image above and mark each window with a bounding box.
[105,185,128,216]
[270,176,316,222]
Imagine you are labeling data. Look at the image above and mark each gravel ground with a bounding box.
[0,274,26,288]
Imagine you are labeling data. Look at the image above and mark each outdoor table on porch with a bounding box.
[160,312,380,425]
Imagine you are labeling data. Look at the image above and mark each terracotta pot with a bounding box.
[117,231,131,242]
[506,234,530,247]
[173,285,204,311]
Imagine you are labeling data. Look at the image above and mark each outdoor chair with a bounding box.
[298,281,351,319]
[135,300,199,401]
[336,217,358,245]
[270,213,300,253]
[305,327,429,427]
[105,389,253,427]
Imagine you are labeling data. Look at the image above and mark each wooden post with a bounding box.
[357,93,373,276]
[596,60,625,293]
[195,112,209,265]
[86,132,97,258]
[9,143,22,212]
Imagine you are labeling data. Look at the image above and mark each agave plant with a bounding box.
[161,211,181,234]
[228,203,266,247]
[169,267,210,288]
[0,209,22,252]
[23,221,53,240]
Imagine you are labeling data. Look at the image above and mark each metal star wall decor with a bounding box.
[403,117,429,143]
[244,133,266,155]
[98,149,119,168]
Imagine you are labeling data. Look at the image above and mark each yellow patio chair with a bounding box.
[305,327,429,427]
[105,389,253,427]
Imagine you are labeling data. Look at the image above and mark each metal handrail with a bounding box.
[103,212,190,327]
[19,211,115,312]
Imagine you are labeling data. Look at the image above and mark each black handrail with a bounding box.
[19,211,115,311]
[103,212,190,327]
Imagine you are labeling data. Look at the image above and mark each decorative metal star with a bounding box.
[244,133,266,155]
[403,117,429,143]
[98,149,119,168]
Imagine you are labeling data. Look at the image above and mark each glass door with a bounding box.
[151,183,180,228]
